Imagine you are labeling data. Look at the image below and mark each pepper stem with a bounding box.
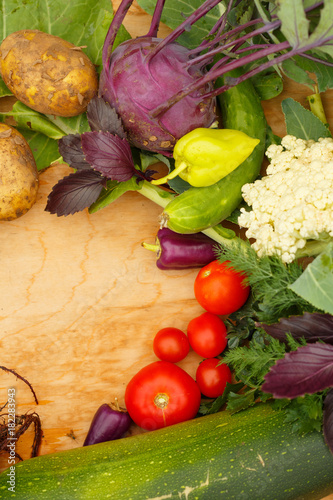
[141,242,159,253]
[151,161,188,185]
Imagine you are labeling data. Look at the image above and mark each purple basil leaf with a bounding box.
[262,343,333,398]
[81,131,136,182]
[323,388,333,454]
[87,96,126,139]
[58,134,91,170]
[258,312,333,345]
[45,170,106,216]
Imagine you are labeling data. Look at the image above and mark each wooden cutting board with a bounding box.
[0,5,333,499]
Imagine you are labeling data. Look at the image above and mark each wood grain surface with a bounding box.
[0,2,332,498]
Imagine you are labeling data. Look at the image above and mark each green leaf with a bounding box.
[281,59,315,89]
[0,0,116,68]
[276,0,310,49]
[0,79,12,98]
[0,101,65,139]
[226,388,258,413]
[281,97,332,140]
[308,0,333,58]
[88,178,141,213]
[19,129,61,172]
[289,243,333,315]
[250,71,284,101]
[45,113,90,137]
[136,0,225,49]
[292,54,333,93]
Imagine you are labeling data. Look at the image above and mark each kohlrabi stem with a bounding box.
[145,0,223,64]
[102,0,134,68]
[186,18,281,67]
[149,40,291,118]
[146,0,167,37]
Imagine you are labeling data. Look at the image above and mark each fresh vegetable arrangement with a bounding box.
[1,0,333,498]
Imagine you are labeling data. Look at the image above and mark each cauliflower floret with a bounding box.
[238,135,333,263]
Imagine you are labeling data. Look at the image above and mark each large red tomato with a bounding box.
[187,312,227,358]
[196,357,232,398]
[125,361,201,430]
[194,259,250,315]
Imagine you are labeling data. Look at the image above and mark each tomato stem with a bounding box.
[154,393,169,409]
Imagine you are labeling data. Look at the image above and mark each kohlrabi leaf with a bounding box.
[276,0,310,49]
[262,343,333,398]
[0,79,12,98]
[81,131,136,182]
[20,129,62,172]
[0,0,116,68]
[292,54,333,93]
[281,59,316,89]
[58,134,91,170]
[45,169,106,216]
[86,97,126,139]
[289,243,333,314]
[308,0,333,58]
[136,0,225,49]
[46,113,90,137]
[0,101,65,140]
[282,98,332,140]
[323,389,333,453]
[259,312,333,345]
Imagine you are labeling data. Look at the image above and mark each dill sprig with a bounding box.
[223,333,306,389]
[215,238,318,323]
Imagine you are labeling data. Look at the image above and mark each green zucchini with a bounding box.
[161,72,267,234]
[1,403,332,499]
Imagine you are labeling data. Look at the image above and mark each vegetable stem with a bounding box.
[137,180,174,208]
[137,181,249,253]
[306,92,328,125]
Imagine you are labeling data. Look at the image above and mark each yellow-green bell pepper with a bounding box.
[151,128,260,187]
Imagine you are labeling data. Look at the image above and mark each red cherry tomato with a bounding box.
[153,327,190,363]
[187,312,227,358]
[196,358,232,398]
[124,361,201,430]
[194,259,250,315]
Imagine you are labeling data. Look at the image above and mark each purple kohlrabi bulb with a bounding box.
[99,36,217,155]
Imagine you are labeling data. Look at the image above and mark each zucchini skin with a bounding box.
[162,75,267,234]
[1,403,332,499]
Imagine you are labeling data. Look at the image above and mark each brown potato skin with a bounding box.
[0,30,98,117]
[0,123,39,221]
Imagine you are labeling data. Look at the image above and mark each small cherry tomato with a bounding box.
[124,361,201,430]
[153,327,190,363]
[187,312,227,358]
[196,358,232,398]
[194,259,250,315]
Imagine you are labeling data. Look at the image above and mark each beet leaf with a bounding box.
[262,342,333,398]
[259,312,333,345]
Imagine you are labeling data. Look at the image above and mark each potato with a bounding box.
[0,30,98,117]
[0,123,39,221]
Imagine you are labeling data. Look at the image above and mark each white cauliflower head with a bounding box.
[238,135,333,263]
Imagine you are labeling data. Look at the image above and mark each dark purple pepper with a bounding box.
[142,227,216,270]
[83,402,132,447]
